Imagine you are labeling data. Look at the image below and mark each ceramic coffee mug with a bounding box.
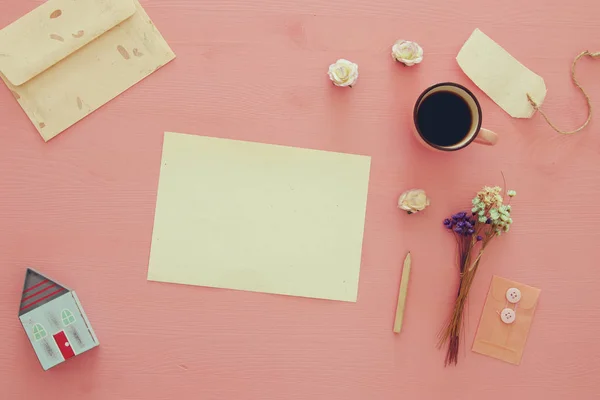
[413,82,498,151]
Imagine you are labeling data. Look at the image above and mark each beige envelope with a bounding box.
[472,275,541,365]
[0,0,175,141]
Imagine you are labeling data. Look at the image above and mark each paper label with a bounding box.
[457,28,547,118]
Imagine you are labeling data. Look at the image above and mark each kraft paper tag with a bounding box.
[472,276,541,365]
[457,28,547,118]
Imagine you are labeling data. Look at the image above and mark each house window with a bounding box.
[61,309,76,326]
[32,323,47,341]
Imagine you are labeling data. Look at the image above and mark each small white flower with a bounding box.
[328,59,359,87]
[391,40,423,66]
[507,190,517,197]
[398,189,430,214]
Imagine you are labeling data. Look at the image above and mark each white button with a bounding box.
[500,308,516,324]
[506,288,521,304]
[65,342,70,347]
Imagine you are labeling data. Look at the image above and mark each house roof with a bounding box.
[19,268,70,316]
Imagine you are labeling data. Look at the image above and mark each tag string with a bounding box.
[527,50,600,135]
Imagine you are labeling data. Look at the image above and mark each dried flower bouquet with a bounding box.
[439,186,516,366]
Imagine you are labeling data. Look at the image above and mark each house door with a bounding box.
[53,331,75,360]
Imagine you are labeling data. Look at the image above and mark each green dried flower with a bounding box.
[490,209,499,220]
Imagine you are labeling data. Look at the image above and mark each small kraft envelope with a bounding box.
[0,0,175,141]
[472,275,541,365]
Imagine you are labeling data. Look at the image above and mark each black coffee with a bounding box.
[416,91,473,147]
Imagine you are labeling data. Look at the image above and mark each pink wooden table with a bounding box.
[1,0,599,398]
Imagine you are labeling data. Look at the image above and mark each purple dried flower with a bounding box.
[486,218,492,224]
[445,211,476,237]
[476,235,483,241]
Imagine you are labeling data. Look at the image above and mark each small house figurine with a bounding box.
[18,268,99,370]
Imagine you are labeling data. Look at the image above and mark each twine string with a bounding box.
[527,50,600,135]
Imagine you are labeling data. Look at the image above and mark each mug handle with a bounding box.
[473,128,499,146]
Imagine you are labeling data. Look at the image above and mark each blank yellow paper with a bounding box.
[147,132,371,302]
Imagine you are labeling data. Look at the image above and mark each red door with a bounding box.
[53,331,75,360]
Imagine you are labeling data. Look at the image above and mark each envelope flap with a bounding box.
[0,0,136,86]
[491,275,540,310]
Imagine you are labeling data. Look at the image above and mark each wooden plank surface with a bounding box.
[0,0,599,398]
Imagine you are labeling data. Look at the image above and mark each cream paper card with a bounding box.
[0,0,175,141]
[147,132,371,302]
[457,28,547,118]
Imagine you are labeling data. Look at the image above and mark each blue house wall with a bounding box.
[19,291,99,370]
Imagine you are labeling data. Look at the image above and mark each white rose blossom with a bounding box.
[392,40,423,66]
[398,189,430,214]
[328,59,359,87]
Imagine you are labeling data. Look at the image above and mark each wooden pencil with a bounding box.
[393,252,411,334]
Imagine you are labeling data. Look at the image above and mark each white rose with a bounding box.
[398,189,430,214]
[328,59,359,87]
[392,40,423,66]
